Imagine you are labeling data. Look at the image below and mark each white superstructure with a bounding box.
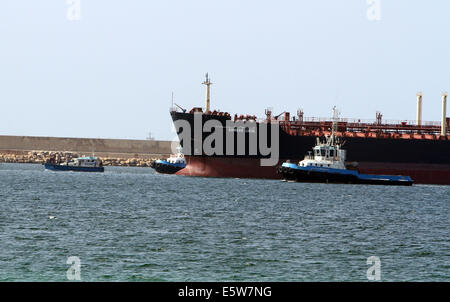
[166,146,186,165]
[69,156,102,167]
[298,107,346,170]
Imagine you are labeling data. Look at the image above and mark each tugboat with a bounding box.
[277,107,413,186]
[44,155,104,172]
[150,146,186,174]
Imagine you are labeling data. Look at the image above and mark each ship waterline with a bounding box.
[176,156,450,185]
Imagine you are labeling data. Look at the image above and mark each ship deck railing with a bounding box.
[277,117,448,135]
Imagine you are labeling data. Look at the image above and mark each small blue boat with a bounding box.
[44,156,104,173]
[150,147,186,174]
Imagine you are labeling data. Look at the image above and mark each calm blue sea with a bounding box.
[0,163,448,281]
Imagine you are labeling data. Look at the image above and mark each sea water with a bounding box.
[0,163,448,281]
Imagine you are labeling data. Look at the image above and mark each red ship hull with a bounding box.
[176,156,450,185]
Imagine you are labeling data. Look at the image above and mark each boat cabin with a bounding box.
[167,154,186,165]
[298,137,346,170]
[72,156,102,167]
[166,147,186,165]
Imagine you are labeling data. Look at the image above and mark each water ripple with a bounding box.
[0,163,449,281]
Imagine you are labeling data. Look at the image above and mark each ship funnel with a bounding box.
[202,73,212,114]
[416,92,422,126]
[442,92,448,136]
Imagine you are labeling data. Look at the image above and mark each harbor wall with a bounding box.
[0,135,173,157]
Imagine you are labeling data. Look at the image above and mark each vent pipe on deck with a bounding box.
[416,92,422,126]
[442,92,448,136]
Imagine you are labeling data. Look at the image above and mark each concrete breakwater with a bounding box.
[0,135,172,154]
[0,135,174,167]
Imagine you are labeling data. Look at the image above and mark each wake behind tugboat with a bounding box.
[277,108,413,186]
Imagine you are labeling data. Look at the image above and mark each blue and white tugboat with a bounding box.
[44,156,104,172]
[150,146,186,174]
[277,108,413,186]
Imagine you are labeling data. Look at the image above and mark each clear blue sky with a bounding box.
[1,1,449,140]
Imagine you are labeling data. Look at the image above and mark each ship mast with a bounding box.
[202,73,212,114]
[330,106,339,146]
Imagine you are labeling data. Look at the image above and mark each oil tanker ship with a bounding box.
[170,74,450,185]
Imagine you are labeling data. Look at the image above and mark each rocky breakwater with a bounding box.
[0,151,160,167]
